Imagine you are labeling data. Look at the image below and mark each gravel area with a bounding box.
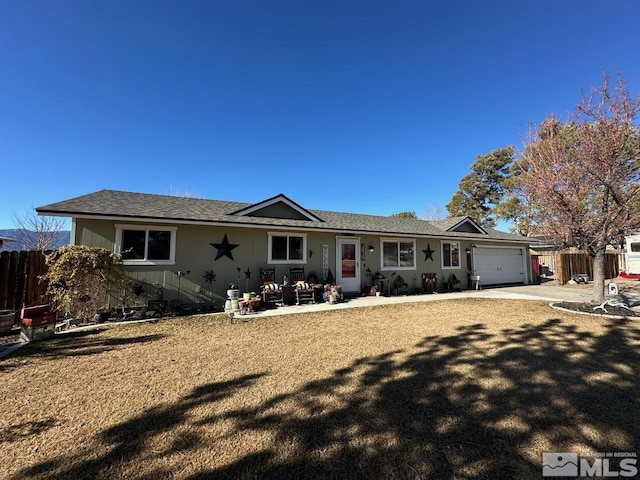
[555,301,640,317]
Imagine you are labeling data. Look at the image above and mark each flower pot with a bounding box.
[0,310,15,334]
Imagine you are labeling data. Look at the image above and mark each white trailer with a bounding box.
[624,234,640,275]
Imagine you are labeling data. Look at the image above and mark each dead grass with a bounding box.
[1,298,639,479]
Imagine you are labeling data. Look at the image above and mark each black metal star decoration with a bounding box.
[210,234,239,262]
[422,244,435,261]
[244,268,252,280]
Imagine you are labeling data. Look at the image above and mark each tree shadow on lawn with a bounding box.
[8,373,267,480]
[9,318,640,480]
[4,330,167,364]
[0,418,57,444]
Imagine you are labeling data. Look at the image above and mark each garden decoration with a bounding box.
[210,234,239,261]
[244,268,252,293]
[174,270,190,303]
[421,273,437,293]
[203,270,216,305]
[593,299,629,314]
[422,244,435,261]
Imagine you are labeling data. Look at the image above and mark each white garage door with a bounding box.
[474,247,525,285]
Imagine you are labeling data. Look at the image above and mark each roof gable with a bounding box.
[438,217,487,234]
[229,194,324,222]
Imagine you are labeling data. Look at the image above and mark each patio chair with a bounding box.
[421,273,437,294]
[260,267,283,306]
[446,274,461,292]
[289,266,315,305]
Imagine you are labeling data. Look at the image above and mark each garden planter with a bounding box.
[20,305,56,327]
[0,310,15,334]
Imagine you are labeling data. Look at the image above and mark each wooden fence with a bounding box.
[554,252,620,285]
[0,250,50,318]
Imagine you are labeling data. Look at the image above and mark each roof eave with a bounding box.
[50,212,531,244]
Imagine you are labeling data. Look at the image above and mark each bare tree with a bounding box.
[168,185,201,198]
[422,202,447,221]
[517,72,640,303]
[13,207,67,251]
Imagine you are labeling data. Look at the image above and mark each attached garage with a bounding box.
[473,246,527,286]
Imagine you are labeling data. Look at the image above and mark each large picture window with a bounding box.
[268,232,306,264]
[381,238,415,270]
[442,241,460,269]
[116,225,176,265]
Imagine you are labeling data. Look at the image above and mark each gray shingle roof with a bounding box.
[430,217,474,231]
[37,189,529,243]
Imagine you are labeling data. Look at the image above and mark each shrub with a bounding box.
[43,245,128,320]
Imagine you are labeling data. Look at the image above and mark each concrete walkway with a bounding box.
[232,283,602,319]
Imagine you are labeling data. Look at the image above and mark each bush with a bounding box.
[43,245,128,320]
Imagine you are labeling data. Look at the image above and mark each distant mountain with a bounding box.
[0,229,71,251]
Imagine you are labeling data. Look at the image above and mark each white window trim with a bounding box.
[267,231,307,264]
[380,237,416,271]
[441,240,461,270]
[115,224,177,266]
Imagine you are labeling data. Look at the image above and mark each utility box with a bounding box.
[608,282,618,295]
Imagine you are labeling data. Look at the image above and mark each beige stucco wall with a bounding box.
[73,218,531,307]
[359,236,530,292]
[74,219,341,306]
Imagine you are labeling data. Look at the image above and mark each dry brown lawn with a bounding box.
[1,298,639,479]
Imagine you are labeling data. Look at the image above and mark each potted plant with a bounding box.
[392,275,406,296]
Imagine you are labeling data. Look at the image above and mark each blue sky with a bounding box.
[2,0,639,230]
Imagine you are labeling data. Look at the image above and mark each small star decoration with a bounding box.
[210,234,239,262]
[244,268,252,280]
[422,244,435,261]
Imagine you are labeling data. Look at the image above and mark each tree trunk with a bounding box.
[591,249,606,304]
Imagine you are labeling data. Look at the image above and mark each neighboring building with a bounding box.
[0,236,17,249]
[0,230,71,251]
[37,190,533,304]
